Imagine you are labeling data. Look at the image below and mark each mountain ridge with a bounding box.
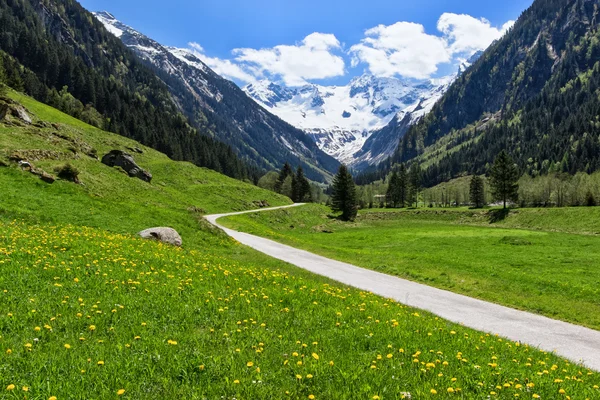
[93,11,339,182]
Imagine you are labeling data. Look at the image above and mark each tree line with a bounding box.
[0,0,253,180]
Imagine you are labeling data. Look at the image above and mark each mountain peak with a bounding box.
[94,11,116,21]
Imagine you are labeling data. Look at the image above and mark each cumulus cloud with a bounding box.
[350,22,451,79]
[351,13,513,79]
[233,33,346,86]
[438,13,514,55]
[186,42,257,84]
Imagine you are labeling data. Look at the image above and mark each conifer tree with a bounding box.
[469,175,486,208]
[330,165,358,221]
[408,164,422,207]
[292,166,312,203]
[489,151,519,209]
[386,171,400,207]
[397,164,408,207]
[275,162,293,194]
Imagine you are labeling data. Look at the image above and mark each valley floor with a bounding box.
[211,204,600,371]
[219,204,600,331]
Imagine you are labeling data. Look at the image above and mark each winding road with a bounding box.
[206,203,600,371]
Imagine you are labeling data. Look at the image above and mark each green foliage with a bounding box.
[489,151,519,208]
[275,162,293,194]
[330,165,357,221]
[221,203,600,330]
[365,0,600,189]
[0,1,251,180]
[385,165,408,208]
[291,166,312,203]
[469,175,485,208]
[257,171,279,192]
[55,163,80,183]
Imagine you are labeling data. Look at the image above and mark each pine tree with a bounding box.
[489,151,519,208]
[330,165,358,221]
[275,162,293,194]
[408,165,422,207]
[469,175,486,208]
[292,166,312,203]
[0,56,6,96]
[397,164,408,207]
[386,171,399,207]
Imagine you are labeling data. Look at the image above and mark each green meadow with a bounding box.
[220,204,600,330]
[0,93,599,398]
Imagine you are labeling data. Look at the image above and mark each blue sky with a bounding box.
[80,0,533,87]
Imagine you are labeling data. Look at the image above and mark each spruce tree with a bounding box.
[293,166,312,203]
[408,165,422,207]
[397,164,408,207]
[489,151,519,209]
[386,171,399,207]
[330,165,358,221]
[469,175,486,208]
[275,162,293,194]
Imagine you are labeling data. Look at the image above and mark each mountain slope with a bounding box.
[0,0,251,180]
[243,75,453,166]
[379,0,600,186]
[93,12,338,182]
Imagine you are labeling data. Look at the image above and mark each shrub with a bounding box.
[55,163,80,183]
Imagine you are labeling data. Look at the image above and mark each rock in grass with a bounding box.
[138,227,182,246]
[101,150,152,182]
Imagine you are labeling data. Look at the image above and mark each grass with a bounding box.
[220,204,600,330]
[1,93,599,398]
[2,222,599,399]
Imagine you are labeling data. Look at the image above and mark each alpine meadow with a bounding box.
[2,0,600,399]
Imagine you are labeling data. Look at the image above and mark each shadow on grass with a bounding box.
[488,208,510,224]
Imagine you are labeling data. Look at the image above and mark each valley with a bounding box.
[2,0,600,398]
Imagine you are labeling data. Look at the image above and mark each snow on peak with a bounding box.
[243,74,453,163]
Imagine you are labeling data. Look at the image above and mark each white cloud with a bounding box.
[350,14,514,79]
[187,42,257,84]
[233,33,346,86]
[438,13,514,55]
[350,22,451,79]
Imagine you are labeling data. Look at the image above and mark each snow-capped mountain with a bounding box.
[92,11,339,181]
[243,75,453,165]
[244,54,481,167]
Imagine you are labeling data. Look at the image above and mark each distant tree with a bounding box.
[397,164,408,207]
[489,151,519,209]
[257,171,279,192]
[275,162,293,194]
[469,175,486,208]
[386,171,400,207]
[586,191,597,207]
[330,165,358,221]
[408,164,422,207]
[292,166,312,203]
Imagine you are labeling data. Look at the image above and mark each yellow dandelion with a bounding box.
[97,360,105,365]
[308,395,315,400]
[64,344,71,349]
[49,397,57,400]
[6,384,15,391]
[430,389,437,395]
[373,396,380,400]
[247,361,254,367]
[22,387,29,392]
[233,380,240,384]
[312,353,319,360]
[306,374,313,378]
[117,389,125,395]
[89,325,96,331]
[447,388,455,393]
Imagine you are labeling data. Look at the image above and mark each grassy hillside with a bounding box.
[0,90,291,247]
[1,95,599,398]
[220,204,600,329]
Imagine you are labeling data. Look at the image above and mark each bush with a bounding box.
[586,191,597,206]
[55,163,80,183]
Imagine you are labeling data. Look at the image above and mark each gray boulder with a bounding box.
[101,150,152,182]
[138,227,182,246]
[0,98,32,124]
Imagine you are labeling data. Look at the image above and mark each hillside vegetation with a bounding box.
[220,204,600,329]
[1,93,599,398]
[366,0,600,187]
[0,90,291,243]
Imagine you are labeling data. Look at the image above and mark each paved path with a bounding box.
[206,204,600,371]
